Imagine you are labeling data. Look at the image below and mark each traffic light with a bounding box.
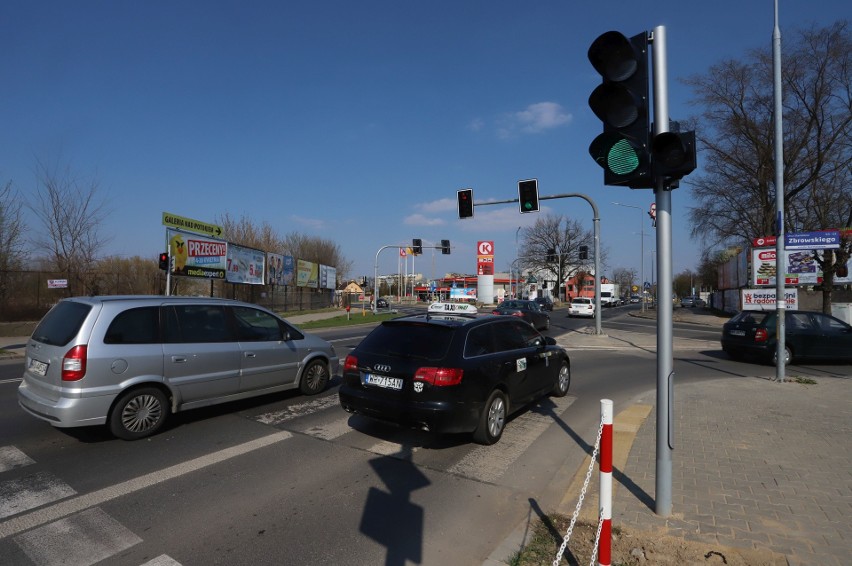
[412,238,422,255]
[441,239,451,255]
[546,248,557,262]
[579,246,589,260]
[652,130,697,182]
[457,188,474,219]
[588,31,653,188]
[518,179,539,213]
[158,252,169,271]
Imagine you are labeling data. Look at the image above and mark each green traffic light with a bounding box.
[607,139,640,175]
[523,201,532,210]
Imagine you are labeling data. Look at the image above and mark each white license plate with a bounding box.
[729,329,746,337]
[29,359,49,377]
[364,374,403,390]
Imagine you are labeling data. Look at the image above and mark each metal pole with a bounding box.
[652,24,673,517]
[773,0,786,382]
[613,202,644,310]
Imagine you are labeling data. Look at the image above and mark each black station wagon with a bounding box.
[338,314,571,445]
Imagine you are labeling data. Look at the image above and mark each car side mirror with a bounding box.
[545,336,556,346]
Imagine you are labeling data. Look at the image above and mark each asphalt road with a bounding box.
[0,306,823,566]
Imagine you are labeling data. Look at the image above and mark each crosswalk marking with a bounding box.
[140,555,183,566]
[449,396,577,483]
[302,415,354,440]
[0,446,35,473]
[0,471,77,520]
[254,393,341,425]
[14,507,141,566]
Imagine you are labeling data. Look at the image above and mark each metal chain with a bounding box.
[589,513,605,566]
[553,419,604,566]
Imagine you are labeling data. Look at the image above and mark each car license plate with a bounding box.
[729,329,746,337]
[29,359,49,377]
[364,374,403,390]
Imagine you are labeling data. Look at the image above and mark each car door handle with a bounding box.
[244,352,256,358]
[171,356,187,363]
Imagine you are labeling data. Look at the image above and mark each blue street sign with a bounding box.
[785,230,840,251]
[644,281,651,289]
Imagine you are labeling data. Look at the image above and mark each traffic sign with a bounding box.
[644,281,651,289]
[162,212,224,238]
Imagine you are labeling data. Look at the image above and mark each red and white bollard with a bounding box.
[599,399,613,566]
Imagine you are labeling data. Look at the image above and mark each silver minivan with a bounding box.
[19,296,339,439]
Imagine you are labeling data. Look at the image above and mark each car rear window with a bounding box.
[730,311,771,325]
[31,300,93,346]
[358,321,455,360]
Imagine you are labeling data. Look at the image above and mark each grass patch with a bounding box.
[791,376,817,385]
[296,311,402,329]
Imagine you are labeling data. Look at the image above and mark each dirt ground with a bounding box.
[0,321,37,337]
[527,520,787,565]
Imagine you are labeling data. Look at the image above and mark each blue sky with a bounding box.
[2,1,847,284]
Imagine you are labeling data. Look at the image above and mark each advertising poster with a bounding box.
[296,259,318,288]
[741,288,798,310]
[325,266,337,290]
[450,288,477,300]
[226,244,265,285]
[320,265,328,289]
[266,253,295,286]
[752,247,852,286]
[167,229,226,279]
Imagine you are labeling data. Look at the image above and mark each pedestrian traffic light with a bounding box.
[588,31,653,188]
[579,246,589,260]
[412,238,422,255]
[457,188,474,219]
[441,239,451,255]
[518,179,539,213]
[158,252,169,270]
[652,130,697,183]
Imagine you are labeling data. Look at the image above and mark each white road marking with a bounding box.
[140,555,183,566]
[0,471,77,520]
[0,445,35,472]
[14,507,141,566]
[0,431,291,539]
[253,394,341,425]
[449,396,576,483]
[302,416,354,440]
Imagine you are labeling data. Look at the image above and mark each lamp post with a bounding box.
[514,226,522,299]
[613,202,645,312]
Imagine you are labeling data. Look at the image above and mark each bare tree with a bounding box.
[518,214,598,299]
[684,21,852,311]
[29,159,110,295]
[0,179,27,303]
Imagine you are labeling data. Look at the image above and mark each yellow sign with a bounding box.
[162,212,224,238]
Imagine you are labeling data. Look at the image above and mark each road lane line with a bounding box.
[0,431,292,540]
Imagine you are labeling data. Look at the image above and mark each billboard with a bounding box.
[266,253,295,286]
[296,259,318,288]
[167,229,226,279]
[752,247,852,286]
[226,244,265,285]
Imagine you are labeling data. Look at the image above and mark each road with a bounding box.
[0,306,837,565]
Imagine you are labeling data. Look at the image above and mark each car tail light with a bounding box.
[754,328,768,343]
[491,310,501,315]
[414,367,464,386]
[511,311,524,318]
[62,345,87,381]
[344,354,358,372]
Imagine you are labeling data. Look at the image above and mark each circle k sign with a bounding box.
[477,241,494,256]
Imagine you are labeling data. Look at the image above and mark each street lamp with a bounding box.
[613,202,645,312]
[514,226,522,299]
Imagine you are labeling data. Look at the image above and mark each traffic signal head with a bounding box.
[158,252,169,271]
[518,179,539,213]
[588,31,653,188]
[579,245,589,260]
[652,130,697,183]
[412,238,422,255]
[441,239,451,255]
[546,248,557,262]
[457,188,474,219]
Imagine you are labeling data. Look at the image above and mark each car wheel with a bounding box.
[109,387,169,440]
[772,346,793,366]
[473,390,508,445]
[299,360,330,395]
[552,361,571,397]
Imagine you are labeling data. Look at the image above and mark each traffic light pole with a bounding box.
[373,244,449,312]
[651,24,673,517]
[473,193,602,335]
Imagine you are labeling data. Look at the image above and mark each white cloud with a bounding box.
[495,101,573,139]
[404,213,446,226]
[415,197,457,213]
[289,215,326,230]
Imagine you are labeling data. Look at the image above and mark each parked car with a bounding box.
[18,296,339,439]
[630,295,641,303]
[375,297,389,309]
[721,310,852,365]
[680,296,696,308]
[568,297,595,318]
[338,314,571,444]
[491,300,550,330]
[534,296,554,311]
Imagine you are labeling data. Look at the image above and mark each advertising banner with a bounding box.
[450,287,477,300]
[226,244,265,285]
[325,266,337,290]
[296,259,318,288]
[752,247,852,286]
[167,229,226,279]
[741,288,798,310]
